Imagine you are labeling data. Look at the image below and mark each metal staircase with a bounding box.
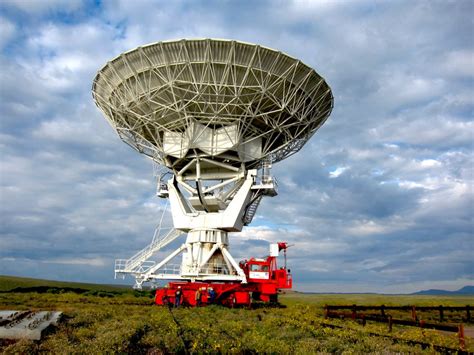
[243,174,278,225]
[115,228,184,277]
[243,193,263,225]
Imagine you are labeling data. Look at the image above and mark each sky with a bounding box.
[0,0,473,293]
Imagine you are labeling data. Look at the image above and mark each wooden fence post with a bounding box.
[411,306,417,322]
[459,324,465,350]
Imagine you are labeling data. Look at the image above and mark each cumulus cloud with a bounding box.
[0,16,16,49]
[0,0,472,293]
[443,50,474,78]
[329,166,349,178]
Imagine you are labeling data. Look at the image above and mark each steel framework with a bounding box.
[92,39,333,170]
[92,39,333,288]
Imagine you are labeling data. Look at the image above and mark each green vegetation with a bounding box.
[0,276,472,353]
[0,275,129,293]
[284,292,473,307]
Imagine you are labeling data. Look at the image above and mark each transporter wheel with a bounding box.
[252,292,261,301]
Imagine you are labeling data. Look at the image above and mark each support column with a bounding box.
[181,229,233,278]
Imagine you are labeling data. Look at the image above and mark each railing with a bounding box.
[115,260,156,274]
[116,228,183,274]
[157,263,181,275]
[323,304,472,351]
[253,175,278,192]
[199,262,232,275]
[114,259,127,272]
[324,304,472,323]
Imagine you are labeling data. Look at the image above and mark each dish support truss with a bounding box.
[115,159,276,289]
[92,39,334,171]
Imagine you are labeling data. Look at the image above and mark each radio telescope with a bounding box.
[92,39,333,289]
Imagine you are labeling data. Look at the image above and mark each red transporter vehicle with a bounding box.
[155,242,292,307]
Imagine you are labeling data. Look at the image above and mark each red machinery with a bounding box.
[155,242,292,307]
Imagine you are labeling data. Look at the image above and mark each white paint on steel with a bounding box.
[92,39,333,170]
[249,272,270,279]
[93,39,333,289]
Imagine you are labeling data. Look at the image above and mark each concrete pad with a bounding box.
[0,310,62,340]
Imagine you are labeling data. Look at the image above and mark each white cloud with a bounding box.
[373,116,474,147]
[1,0,82,14]
[329,166,348,178]
[43,257,106,267]
[0,16,15,49]
[374,73,445,109]
[346,218,412,237]
[443,50,474,77]
[33,117,107,145]
[419,159,442,168]
[398,180,431,190]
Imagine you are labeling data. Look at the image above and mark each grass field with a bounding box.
[0,275,128,293]
[0,275,472,353]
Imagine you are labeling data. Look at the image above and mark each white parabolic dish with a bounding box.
[92,39,333,170]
